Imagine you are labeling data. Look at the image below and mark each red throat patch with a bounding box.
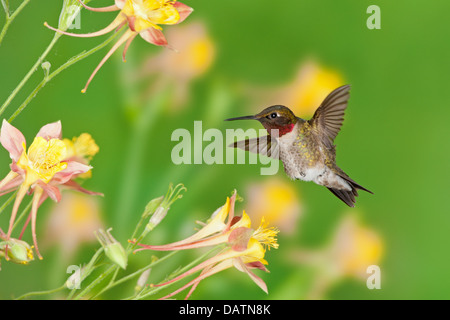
[268,123,295,137]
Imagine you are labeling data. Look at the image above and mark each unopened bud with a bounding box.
[58,1,82,31]
[66,265,83,289]
[135,269,151,293]
[142,196,164,219]
[145,184,186,231]
[96,228,128,270]
[0,239,34,265]
[147,206,169,231]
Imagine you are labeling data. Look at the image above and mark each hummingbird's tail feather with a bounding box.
[327,172,373,207]
[327,187,357,207]
[339,174,373,195]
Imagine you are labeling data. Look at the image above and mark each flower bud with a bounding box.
[147,206,169,231]
[41,61,51,78]
[66,265,84,290]
[0,239,34,265]
[142,196,164,219]
[58,0,82,31]
[96,228,128,270]
[145,184,186,231]
[135,269,151,293]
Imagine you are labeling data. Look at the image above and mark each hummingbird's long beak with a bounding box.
[224,115,256,121]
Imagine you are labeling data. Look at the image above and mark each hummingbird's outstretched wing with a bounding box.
[309,85,351,148]
[229,135,279,159]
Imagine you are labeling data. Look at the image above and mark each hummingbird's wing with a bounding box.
[229,135,279,159]
[308,85,351,148]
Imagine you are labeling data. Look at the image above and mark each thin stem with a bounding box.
[113,86,172,236]
[0,32,61,117]
[0,190,17,217]
[7,27,124,122]
[67,247,103,300]
[90,251,178,300]
[0,0,31,47]
[73,265,115,300]
[15,285,66,300]
[7,78,46,123]
[66,247,105,299]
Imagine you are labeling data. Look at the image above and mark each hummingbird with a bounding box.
[225,85,372,207]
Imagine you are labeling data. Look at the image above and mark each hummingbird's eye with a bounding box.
[270,112,278,119]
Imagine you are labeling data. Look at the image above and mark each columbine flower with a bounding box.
[63,133,99,179]
[250,60,344,118]
[328,214,383,280]
[0,120,99,259]
[44,192,103,261]
[134,191,236,251]
[44,0,193,92]
[291,214,383,299]
[245,177,302,235]
[134,192,279,299]
[63,133,99,163]
[139,21,215,109]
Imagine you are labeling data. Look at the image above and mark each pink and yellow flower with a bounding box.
[249,60,345,118]
[44,192,103,261]
[290,214,383,299]
[0,120,100,259]
[139,21,215,110]
[44,0,193,92]
[245,177,302,235]
[134,192,279,299]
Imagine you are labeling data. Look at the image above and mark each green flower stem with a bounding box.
[0,190,16,217]
[7,27,124,122]
[0,32,61,117]
[66,247,104,300]
[15,285,66,300]
[0,0,31,47]
[73,264,116,300]
[15,248,103,300]
[113,86,172,236]
[126,212,149,252]
[89,251,178,300]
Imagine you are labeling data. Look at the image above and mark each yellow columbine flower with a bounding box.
[260,60,345,118]
[141,22,216,109]
[245,177,302,235]
[121,0,181,32]
[151,217,279,299]
[44,0,193,92]
[45,192,103,261]
[64,133,99,162]
[0,120,99,259]
[63,133,99,179]
[17,137,68,186]
[134,192,279,299]
[329,214,383,279]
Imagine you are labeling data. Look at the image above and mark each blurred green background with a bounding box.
[0,0,449,299]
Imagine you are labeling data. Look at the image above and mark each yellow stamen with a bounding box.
[252,217,279,250]
[17,137,67,185]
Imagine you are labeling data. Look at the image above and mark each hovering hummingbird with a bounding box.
[225,85,372,207]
